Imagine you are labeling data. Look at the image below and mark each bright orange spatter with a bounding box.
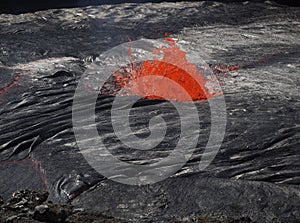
[113,37,215,102]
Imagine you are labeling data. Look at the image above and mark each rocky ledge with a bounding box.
[0,190,255,223]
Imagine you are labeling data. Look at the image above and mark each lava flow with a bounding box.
[112,37,216,102]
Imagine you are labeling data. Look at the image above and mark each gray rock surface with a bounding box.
[0,1,299,222]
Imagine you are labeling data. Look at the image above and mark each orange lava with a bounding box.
[113,37,215,102]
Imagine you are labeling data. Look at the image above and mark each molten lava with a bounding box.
[113,37,216,102]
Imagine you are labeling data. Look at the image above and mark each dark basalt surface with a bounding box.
[0,1,299,223]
